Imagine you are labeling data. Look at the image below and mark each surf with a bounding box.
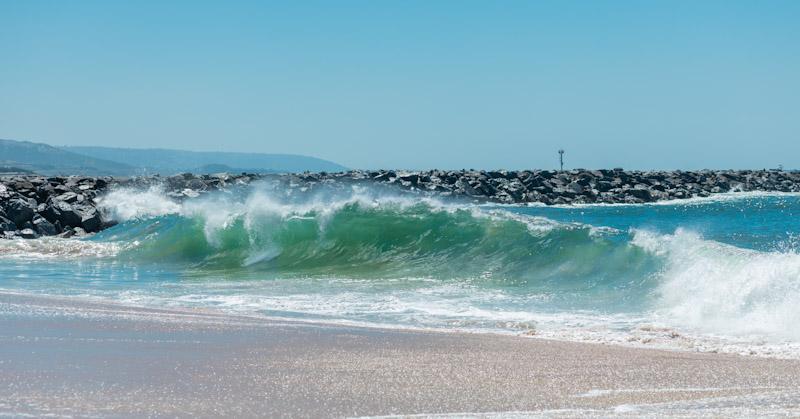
[2,184,800,357]
[94,187,654,293]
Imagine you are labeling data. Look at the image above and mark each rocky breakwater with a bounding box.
[0,176,109,239]
[344,168,800,205]
[2,169,800,238]
[0,173,257,239]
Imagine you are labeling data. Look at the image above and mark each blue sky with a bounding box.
[1,1,799,170]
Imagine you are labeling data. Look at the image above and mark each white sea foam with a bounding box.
[96,186,182,221]
[105,275,800,358]
[633,228,800,342]
[0,237,122,259]
[539,190,800,209]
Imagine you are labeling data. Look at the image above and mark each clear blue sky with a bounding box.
[1,1,799,170]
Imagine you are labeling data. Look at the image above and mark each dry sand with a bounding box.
[1,292,799,418]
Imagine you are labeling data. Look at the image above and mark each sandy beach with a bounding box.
[0,292,798,418]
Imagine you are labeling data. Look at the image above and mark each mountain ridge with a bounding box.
[0,139,137,176]
[63,145,347,174]
[0,139,347,175]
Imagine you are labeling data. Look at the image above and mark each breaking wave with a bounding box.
[635,229,800,341]
[96,189,650,290]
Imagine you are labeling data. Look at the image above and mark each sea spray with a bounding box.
[96,185,182,221]
[633,228,800,340]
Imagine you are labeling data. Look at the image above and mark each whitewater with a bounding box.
[2,182,800,358]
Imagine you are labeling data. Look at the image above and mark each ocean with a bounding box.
[2,183,799,358]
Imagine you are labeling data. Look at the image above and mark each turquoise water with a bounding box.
[2,185,800,357]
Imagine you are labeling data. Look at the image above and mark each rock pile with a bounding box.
[2,169,799,238]
[0,176,111,239]
[0,173,259,239]
[339,168,800,205]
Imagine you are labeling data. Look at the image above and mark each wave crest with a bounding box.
[95,188,646,289]
[634,229,800,340]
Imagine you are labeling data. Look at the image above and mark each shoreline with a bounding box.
[4,287,796,362]
[2,291,800,417]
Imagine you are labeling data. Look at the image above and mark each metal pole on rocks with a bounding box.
[558,149,565,171]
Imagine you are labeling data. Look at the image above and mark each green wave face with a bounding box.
[105,199,657,292]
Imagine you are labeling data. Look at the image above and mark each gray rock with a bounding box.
[566,182,584,194]
[33,215,58,236]
[3,198,35,228]
[0,216,15,232]
[55,191,79,203]
[42,200,82,227]
[79,208,103,233]
[628,188,652,201]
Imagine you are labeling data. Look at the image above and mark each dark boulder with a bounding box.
[3,198,35,228]
[596,181,614,192]
[33,215,58,236]
[399,174,420,185]
[628,188,652,201]
[94,178,108,189]
[79,208,103,233]
[0,216,15,232]
[11,180,34,191]
[42,200,83,227]
[566,182,585,194]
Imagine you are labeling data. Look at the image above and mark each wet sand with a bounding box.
[1,292,799,418]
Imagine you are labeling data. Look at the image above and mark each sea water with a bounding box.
[2,183,799,358]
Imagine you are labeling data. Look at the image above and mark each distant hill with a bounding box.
[63,146,347,174]
[0,139,136,176]
[0,139,347,176]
